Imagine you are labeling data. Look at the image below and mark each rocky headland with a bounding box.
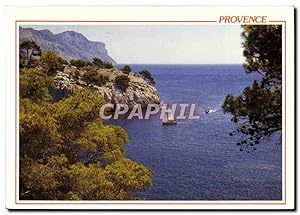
[53,65,161,108]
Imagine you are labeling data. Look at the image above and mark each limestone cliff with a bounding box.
[53,65,161,107]
[19,27,116,64]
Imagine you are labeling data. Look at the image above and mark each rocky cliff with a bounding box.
[53,65,161,108]
[19,27,116,64]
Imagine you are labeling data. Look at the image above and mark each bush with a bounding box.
[92,58,103,68]
[39,51,65,76]
[92,57,113,69]
[58,57,69,66]
[19,59,152,200]
[121,65,131,75]
[82,69,109,86]
[115,75,130,91]
[19,68,53,102]
[19,41,42,68]
[139,70,156,85]
[103,62,113,69]
[70,59,92,68]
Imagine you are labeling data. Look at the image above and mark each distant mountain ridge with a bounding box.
[19,27,116,64]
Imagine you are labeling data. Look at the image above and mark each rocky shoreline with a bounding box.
[53,65,161,108]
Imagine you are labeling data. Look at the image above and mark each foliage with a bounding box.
[92,57,114,69]
[102,61,114,69]
[54,88,105,140]
[115,74,130,91]
[20,56,152,200]
[58,57,69,66]
[242,25,282,85]
[39,51,65,76]
[19,40,42,68]
[70,59,92,68]
[19,68,53,102]
[122,65,131,75]
[82,69,109,86]
[104,158,152,199]
[92,57,103,67]
[20,99,63,159]
[222,25,282,151]
[139,70,156,85]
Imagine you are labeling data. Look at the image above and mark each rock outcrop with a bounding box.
[53,66,161,107]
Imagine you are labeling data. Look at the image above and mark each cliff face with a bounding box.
[53,65,160,107]
[19,27,116,64]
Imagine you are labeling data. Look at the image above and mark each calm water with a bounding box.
[110,64,282,200]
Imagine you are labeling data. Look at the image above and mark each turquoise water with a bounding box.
[110,64,282,200]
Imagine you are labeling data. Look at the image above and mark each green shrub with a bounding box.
[103,62,113,69]
[92,58,103,68]
[92,57,113,69]
[115,75,130,91]
[19,68,53,102]
[121,65,131,75]
[70,59,92,68]
[82,70,109,86]
[39,51,65,76]
[139,70,156,85]
[19,40,42,68]
[58,57,69,65]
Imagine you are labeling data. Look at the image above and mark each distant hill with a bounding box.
[19,27,116,64]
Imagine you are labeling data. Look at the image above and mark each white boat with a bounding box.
[162,109,177,125]
[205,108,216,114]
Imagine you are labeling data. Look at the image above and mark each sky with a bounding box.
[23,24,244,64]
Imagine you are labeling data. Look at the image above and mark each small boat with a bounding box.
[205,109,216,114]
[162,109,177,125]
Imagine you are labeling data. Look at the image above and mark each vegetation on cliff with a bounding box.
[115,75,130,91]
[19,41,153,200]
[139,69,156,85]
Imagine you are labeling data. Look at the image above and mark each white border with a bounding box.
[5,5,295,210]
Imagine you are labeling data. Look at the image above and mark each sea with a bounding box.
[109,64,282,200]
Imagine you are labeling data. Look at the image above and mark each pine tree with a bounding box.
[223,25,282,151]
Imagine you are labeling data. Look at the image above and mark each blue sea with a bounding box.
[110,64,282,200]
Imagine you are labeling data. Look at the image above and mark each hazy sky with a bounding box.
[23,25,244,64]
